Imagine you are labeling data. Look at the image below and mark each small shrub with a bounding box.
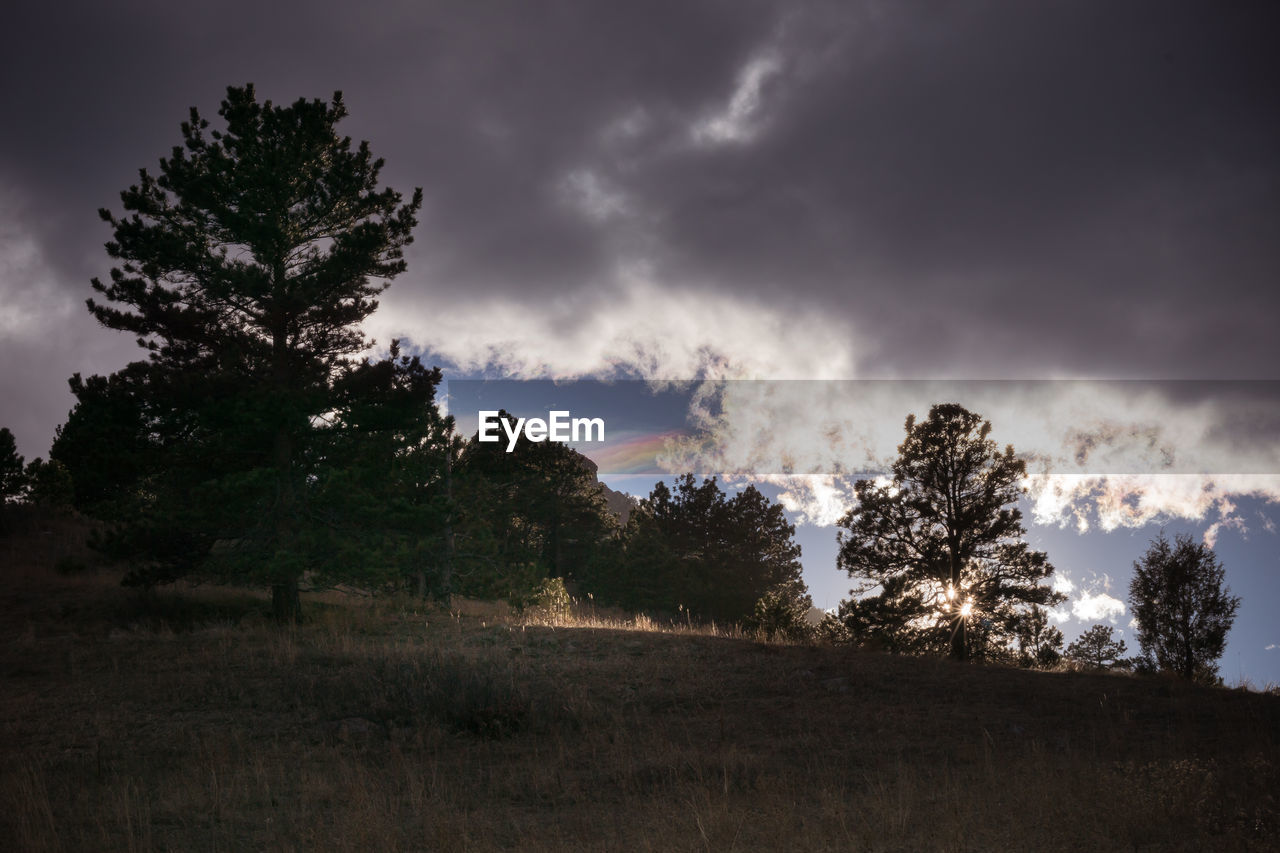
[812,612,851,645]
[743,585,814,642]
[515,576,573,620]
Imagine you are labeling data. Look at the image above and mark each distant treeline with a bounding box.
[3,405,809,633]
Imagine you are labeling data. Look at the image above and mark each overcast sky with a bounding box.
[2,2,1277,676]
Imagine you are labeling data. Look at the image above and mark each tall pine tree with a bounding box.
[837,404,1064,661]
[85,84,423,620]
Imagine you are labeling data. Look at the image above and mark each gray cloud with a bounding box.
[1,0,1278,459]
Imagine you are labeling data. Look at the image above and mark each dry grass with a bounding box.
[2,513,1278,851]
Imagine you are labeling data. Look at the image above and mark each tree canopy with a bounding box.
[50,366,159,520]
[0,428,24,504]
[1015,605,1064,669]
[79,83,426,620]
[836,404,1064,661]
[451,415,617,604]
[1129,532,1239,682]
[585,474,807,625]
[22,458,75,510]
[1065,624,1128,670]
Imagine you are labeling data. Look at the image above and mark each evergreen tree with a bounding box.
[1064,624,1128,670]
[594,474,806,624]
[451,415,615,603]
[836,404,1064,661]
[520,440,616,583]
[0,427,24,504]
[23,459,75,510]
[744,582,815,642]
[1015,605,1064,669]
[717,484,807,621]
[277,340,453,596]
[84,84,423,620]
[1129,532,1239,682]
[51,366,159,519]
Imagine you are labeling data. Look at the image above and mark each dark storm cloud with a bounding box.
[2,0,774,287]
[1,1,1278,458]
[623,2,1280,377]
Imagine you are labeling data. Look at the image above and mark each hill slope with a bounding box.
[1,515,1277,851]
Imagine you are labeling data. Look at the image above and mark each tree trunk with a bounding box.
[271,422,302,623]
[269,300,303,624]
[948,547,967,661]
[950,616,968,661]
[435,432,454,600]
[272,576,301,624]
[550,519,563,579]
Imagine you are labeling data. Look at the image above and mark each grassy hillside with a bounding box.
[2,512,1278,851]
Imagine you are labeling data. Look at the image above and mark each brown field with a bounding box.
[2,511,1278,851]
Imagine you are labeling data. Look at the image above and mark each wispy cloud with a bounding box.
[560,169,629,224]
[692,51,783,146]
[1029,473,1280,541]
[371,265,861,383]
[767,474,854,527]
